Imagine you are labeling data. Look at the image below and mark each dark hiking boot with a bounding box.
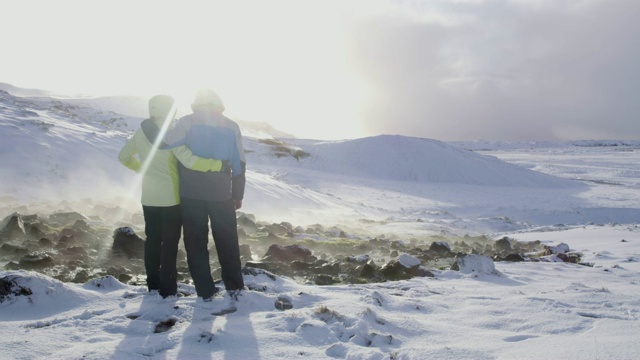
[202,286,221,302]
[227,289,243,302]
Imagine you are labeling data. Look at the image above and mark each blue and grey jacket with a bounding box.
[165,109,246,202]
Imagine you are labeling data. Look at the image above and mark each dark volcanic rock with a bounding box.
[275,296,294,311]
[513,240,542,253]
[0,243,29,255]
[346,254,371,263]
[244,261,281,274]
[543,243,570,255]
[495,253,526,262]
[18,253,54,269]
[62,246,89,258]
[29,226,46,239]
[73,269,91,283]
[265,223,290,236]
[413,267,435,277]
[429,241,452,255]
[242,266,277,281]
[0,213,26,242]
[239,244,252,259]
[0,208,568,287]
[495,237,513,252]
[73,220,91,231]
[358,262,379,279]
[111,227,145,258]
[380,260,413,281]
[556,252,581,263]
[320,261,341,276]
[263,244,317,263]
[290,260,313,271]
[59,228,101,247]
[0,275,33,302]
[314,274,338,285]
[38,238,54,248]
[451,254,496,274]
[102,266,136,284]
[237,213,259,235]
[48,212,90,227]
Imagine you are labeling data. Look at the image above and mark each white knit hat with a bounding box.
[191,89,225,112]
[148,94,175,120]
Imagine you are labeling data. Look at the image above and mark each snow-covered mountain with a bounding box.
[0,89,140,202]
[0,82,57,98]
[254,135,575,187]
[454,139,640,151]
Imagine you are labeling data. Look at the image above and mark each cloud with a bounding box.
[2,0,638,141]
[347,0,640,141]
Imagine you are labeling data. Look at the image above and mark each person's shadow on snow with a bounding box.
[222,308,260,360]
[177,295,260,359]
[110,290,180,359]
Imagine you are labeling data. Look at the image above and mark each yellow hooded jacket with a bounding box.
[118,129,180,206]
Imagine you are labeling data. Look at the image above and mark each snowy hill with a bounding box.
[1,83,639,232]
[454,139,640,151]
[64,95,149,119]
[0,89,139,203]
[0,82,56,98]
[271,135,575,187]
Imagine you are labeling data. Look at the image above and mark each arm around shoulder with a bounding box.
[172,145,224,172]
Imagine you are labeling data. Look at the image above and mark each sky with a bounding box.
[1,0,639,141]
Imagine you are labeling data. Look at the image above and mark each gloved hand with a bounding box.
[121,157,142,173]
[192,158,223,172]
[207,159,223,172]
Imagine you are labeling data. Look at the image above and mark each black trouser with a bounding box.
[181,197,245,298]
[142,205,182,297]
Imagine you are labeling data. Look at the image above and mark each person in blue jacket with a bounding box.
[165,89,246,301]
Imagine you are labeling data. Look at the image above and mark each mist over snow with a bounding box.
[1,84,640,359]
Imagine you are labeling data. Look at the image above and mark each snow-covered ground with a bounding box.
[1,87,639,359]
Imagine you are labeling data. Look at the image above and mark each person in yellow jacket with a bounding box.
[118,94,222,298]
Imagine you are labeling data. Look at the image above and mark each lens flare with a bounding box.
[113,104,178,225]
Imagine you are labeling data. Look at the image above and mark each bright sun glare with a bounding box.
[154,3,372,140]
[2,1,375,141]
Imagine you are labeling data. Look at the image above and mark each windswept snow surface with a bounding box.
[1,86,640,359]
[1,224,639,360]
[0,90,139,204]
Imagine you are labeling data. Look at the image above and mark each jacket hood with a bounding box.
[148,95,175,123]
[191,89,225,113]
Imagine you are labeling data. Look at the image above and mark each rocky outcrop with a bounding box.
[264,244,317,263]
[0,275,33,302]
[48,212,90,227]
[0,213,26,243]
[111,227,144,259]
[451,254,497,275]
[1,210,555,287]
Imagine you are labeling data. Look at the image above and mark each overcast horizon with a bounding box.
[1,0,639,142]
